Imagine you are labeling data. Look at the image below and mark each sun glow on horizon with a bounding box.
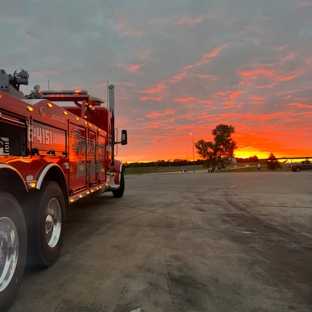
[119,146,312,164]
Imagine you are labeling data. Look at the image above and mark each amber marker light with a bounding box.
[87,191,90,195]
[26,106,34,112]
[84,121,87,125]
[74,90,82,94]
[79,195,83,198]
[63,111,68,115]
[47,103,53,108]
[29,183,36,188]
[70,199,74,203]
[84,115,87,119]
[75,117,79,121]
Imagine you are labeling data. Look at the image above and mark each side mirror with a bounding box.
[121,130,127,145]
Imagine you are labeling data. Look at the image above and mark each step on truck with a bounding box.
[0,68,127,311]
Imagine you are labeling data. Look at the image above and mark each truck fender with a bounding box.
[0,164,28,192]
[36,163,69,204]
[111,160,123,184]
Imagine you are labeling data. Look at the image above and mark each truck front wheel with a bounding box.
[26,181,65,268]
[295,167,301,172]
[0,192,27,312]
[112,173,125,198]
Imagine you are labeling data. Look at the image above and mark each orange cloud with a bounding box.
[184,64,194,70]
[256,82,277,89]
[281,52,297,62]
[126,64,145,73]
[273,45,287,51]
[239,112,285,121]
[197,74,218,80]
[239,68,276,77]
[146,110,175,118]
[223,100,234,106]
[174,97,211,104]
[211,91,229,98]
[278,75,296,81]
[230,90,245,99]
[163,117,176,123]
[140,96,162,101]
[176,13,215,26]
[170,71,188,83]
[287,102,312,109]
[249,95,265,101]
[139,82,167,94]
[198,43,231,65]
[118,117,312,162]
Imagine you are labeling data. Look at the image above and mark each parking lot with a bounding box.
[9,171,312,312]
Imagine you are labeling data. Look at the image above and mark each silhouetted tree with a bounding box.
[195,124,237,172]
[267,152,282,171]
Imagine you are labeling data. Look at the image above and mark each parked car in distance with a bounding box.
[289,160,312,172]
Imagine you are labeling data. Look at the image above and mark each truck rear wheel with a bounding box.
[112,173,125,198]
[26,181,65,268]
[0,192,27,312]
[295,167,301,172]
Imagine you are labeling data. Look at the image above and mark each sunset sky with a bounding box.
[1,0,312,162]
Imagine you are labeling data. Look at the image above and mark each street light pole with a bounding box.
[190,132,195,173]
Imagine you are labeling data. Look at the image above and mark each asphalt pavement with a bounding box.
[9,171,312,312]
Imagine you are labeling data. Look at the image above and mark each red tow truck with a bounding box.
[0,68,127,311]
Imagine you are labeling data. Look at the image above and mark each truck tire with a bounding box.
[0,192,27,312]
[26,181,65,268]
[295,167,301,172]
[112,173,125,198]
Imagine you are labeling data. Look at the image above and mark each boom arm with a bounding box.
[0,68,29,99]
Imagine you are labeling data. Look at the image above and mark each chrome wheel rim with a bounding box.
[45,198,62,248]
[0,217,19,292]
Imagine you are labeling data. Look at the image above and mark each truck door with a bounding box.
[96,134,106,182]
[68,124,87,194]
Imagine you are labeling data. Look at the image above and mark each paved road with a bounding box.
[9,172,312,312]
